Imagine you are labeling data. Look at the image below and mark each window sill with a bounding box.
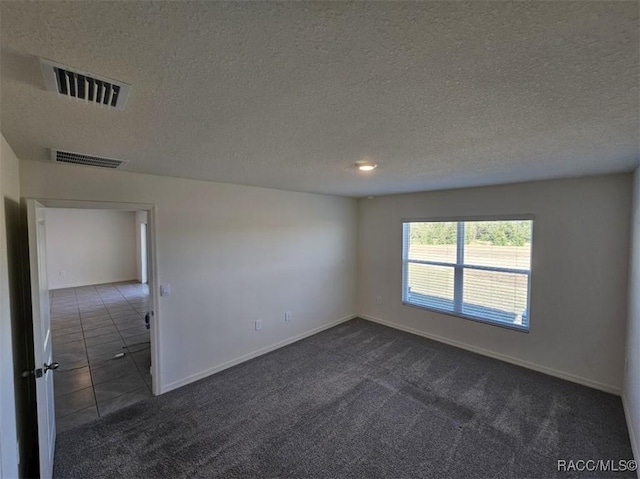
[402,301,530,333]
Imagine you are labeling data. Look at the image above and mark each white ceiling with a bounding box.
[1,1,638,197]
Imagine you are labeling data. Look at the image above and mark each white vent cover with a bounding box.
[40,58,131,110]
[51,149,127,169]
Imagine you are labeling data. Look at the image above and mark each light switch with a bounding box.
[160,284,171,296]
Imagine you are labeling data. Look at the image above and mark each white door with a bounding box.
[27,200,56,479]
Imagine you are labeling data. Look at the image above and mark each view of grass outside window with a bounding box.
[402,219,533,331]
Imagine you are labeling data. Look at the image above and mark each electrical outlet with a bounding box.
[285,311,292,322]
[376,296,382,305]
[255,319,263,331]
[59,270,66,278]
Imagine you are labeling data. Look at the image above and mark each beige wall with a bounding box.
[45,208,137,289]
[358,174,631,393]
[20,158,358,392]
[0,135,20,477]
[624,168,640,459]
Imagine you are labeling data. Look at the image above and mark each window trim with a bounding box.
[401,215,534,333]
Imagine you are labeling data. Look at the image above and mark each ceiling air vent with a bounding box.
[51,150,127,169]
[40,59,131,110]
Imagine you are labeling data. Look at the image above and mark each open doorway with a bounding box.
[34,201,158,433]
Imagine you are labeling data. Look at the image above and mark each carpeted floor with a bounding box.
[54,318,634,478]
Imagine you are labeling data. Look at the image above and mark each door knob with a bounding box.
[44,362,59,373]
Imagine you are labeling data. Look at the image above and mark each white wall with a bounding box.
[20,159,358,393]
[45,208,137,289]
[0,135,20,478]
[358,175,631,393]
[624,168,640,460]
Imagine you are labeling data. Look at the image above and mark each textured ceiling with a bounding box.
[1,1,638,197]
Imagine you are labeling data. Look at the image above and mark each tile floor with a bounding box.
[50,281,152,433]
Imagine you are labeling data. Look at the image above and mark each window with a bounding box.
[402,218,533,331]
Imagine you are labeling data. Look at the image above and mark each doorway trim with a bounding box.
[30,198,161,396]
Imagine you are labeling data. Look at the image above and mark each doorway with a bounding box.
[30,200,160,435]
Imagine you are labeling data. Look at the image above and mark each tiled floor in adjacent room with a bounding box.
[50,281,152,433]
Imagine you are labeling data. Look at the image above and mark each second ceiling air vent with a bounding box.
[51,150,127,169]
[40,58,131,110]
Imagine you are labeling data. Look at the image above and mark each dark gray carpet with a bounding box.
[54,318,634,478]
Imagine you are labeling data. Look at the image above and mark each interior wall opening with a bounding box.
[42,206,155,432]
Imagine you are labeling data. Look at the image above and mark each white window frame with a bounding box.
[401,216,533,332]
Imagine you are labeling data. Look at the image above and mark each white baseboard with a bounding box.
[161,314,357,394]
[622,393,639,471]
[359,314,621,396]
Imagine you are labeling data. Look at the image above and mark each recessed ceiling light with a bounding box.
[356,162,377,172]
